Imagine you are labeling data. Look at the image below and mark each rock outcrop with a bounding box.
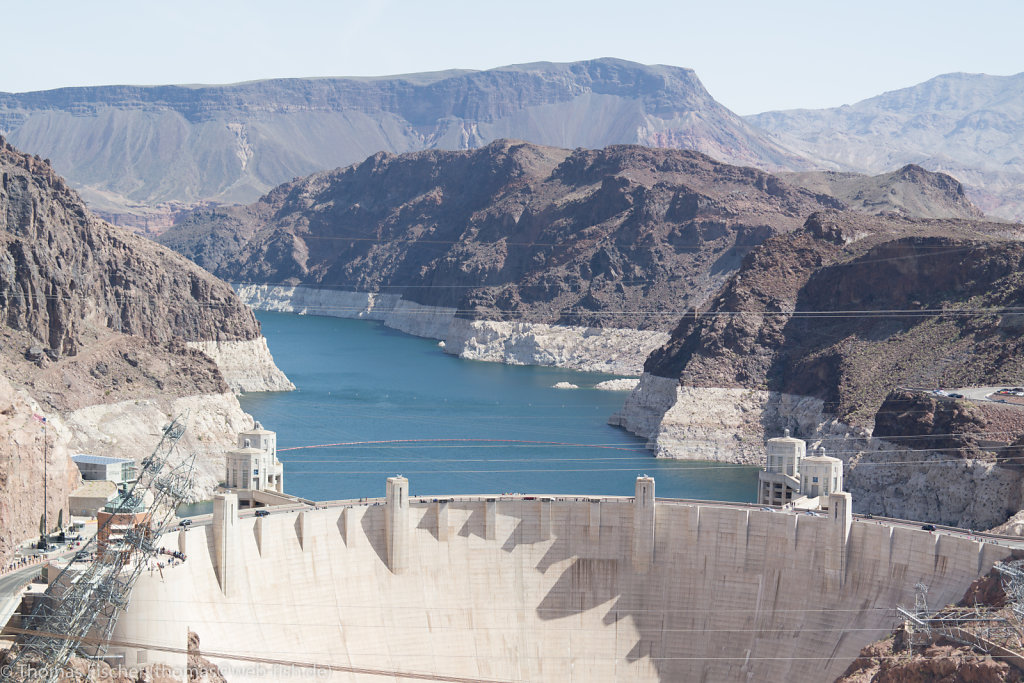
[835,569,1022,682]
[642,211,1024,423]
[614,209,1024,525]
[165,141,842,330]
[0,137,291,563]
[186,339,294,393]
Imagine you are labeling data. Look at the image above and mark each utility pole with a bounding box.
[43,418,47,537]
[32,414,48,545]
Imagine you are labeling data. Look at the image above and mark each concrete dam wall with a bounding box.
[114,479,1013,682]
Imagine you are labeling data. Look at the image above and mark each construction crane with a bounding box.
[2,416,196,681]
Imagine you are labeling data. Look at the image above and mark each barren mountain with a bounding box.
[161,141,853,331]
[162,141,986,334]
[781,164,985,220]
[645,209,1024,425]
[0,59,809,228]
[748,71,1024,221]
[0,136,283,563]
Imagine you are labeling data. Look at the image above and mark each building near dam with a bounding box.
[109,474,1016,682]
[758,430,843,507]
[96,489,152,552]
[72,453,137,486]
[224,423,284,506]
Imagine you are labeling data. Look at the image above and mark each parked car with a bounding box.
[178,519,193,527]
[921,524,936,531]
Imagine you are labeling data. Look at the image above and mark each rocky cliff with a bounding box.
[163,141,984,372]
[163,141,843,333]
[643,211,1024,423]
[781,164,986,220]
[613,209,1024,526]
[0,137,291,563]
[0,59,809,224]
[749,71,1024,221]
[847,391,1024,528]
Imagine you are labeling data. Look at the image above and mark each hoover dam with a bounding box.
[105,476,1020,682]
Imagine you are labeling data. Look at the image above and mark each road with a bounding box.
[0,563,45,630]
[947,385,1024,407]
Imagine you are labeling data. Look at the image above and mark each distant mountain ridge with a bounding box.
[747,71,1024,220]
[5,61,1020,227]
[0,59,808,228]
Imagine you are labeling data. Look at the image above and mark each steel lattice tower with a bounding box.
[2,416,196,681]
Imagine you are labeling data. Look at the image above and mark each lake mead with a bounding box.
[239,312,758,502]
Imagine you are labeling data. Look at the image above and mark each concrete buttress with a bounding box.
[436,500,449,542]
[485,499,496,541]
[633,476,655,573]
[386,476,409,573]
[212,492,239,596]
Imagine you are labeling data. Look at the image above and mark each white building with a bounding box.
[72,454,137,486]
[757,430,805,506]
[225,424,284,497]
[758,433,845,509]
[800,450,844,500]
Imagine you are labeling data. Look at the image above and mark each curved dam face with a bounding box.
[115,480,1012,682]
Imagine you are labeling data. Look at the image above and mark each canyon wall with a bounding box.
[236,284,668,375]
[0,137,292,560]
[0,376,77,563]
[611,376,1024,528]
[186,339,294,393]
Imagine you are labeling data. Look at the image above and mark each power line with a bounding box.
[1,627,510,683]
[104,596,904,614]
[6,610,908,633]
[10,623,1019,669]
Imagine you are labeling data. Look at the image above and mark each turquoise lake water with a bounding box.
[237,312,758,503]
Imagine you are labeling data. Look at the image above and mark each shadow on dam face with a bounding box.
[114,492,1015,683]
[359,503,389,567]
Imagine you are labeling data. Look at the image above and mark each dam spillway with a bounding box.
[114,479,1015,682]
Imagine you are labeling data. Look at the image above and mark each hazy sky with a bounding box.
[4,0,1021,114]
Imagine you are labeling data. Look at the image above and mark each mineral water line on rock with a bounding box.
[6,289,1024,319]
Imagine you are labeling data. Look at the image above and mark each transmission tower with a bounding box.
[2,416,196,681]
[996,560,1024,625]
[913,582,929,616]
